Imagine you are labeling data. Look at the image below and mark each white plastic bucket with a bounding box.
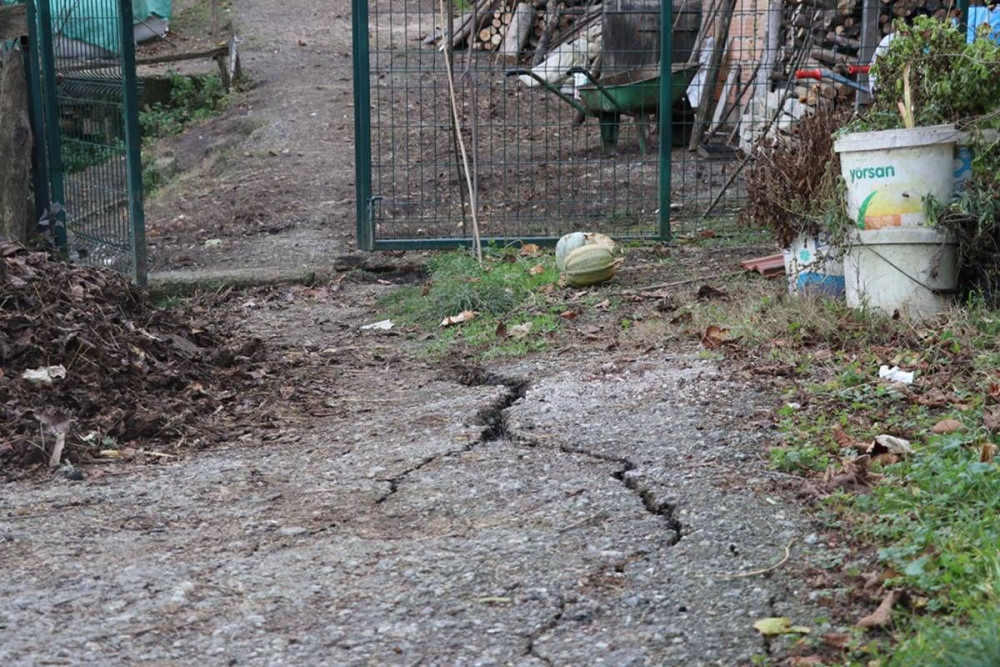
[844,227,957,321]
[782,234,845,297]
[834,125,960,230]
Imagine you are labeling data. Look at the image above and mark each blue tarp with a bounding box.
[968,7,1000,44]
[0,0,172,54]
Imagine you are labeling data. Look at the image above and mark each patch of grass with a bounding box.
[676,277,1000,659]
[378,248,567,358]
[890,609,1000,667]
[140,71,228,141]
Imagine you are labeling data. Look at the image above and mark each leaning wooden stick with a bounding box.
[440,0,483,264]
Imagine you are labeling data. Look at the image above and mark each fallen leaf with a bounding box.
[22,365,67,384]
[832,427,860,450]
[360,319,394,331]
[559,310,578,320]
[856,590,900,629]
[696,285,727,301]
[871,435,914,455]
[754,617,792,636]
[984,408,1000,431]
[931,418,961,434]
[701,325,729,349]
[495,321,508,339]
[981,442,997,463]
[871,453,901,467]
[518,243,540,256]
[440,310,478,327]
[787,657,824,666]
[670,311,692,325]
[594,299,611,309]
[528,264,545,276]
[279,386,295,400]
[822,455,878,493]
[821,632,851,649]
[509,322,533,339]
[753,617,811,636]
[914,389,951,407]
[990,383,1000,402]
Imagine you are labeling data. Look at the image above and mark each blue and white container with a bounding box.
[782,233,845,297]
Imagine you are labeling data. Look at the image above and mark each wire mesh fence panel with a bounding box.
[33,0,146,282]
[355,0,904,246]
[357,0,681,248]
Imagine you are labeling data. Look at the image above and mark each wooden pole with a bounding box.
[687,0,737,151]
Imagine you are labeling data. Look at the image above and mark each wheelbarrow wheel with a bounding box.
[598,112,621,155]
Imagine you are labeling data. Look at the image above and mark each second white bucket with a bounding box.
[844,227,958,321]
[834,125,959,230]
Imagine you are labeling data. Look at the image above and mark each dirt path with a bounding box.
[0,279,833,665]
[145,0,357,274]
[0,2,840,663]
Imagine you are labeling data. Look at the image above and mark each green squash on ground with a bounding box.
[562,245,618,287]
[555,232,587,271]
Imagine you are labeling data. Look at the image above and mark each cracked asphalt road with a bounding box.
[0,285,829,666]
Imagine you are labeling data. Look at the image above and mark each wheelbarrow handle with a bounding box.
[566,66,622,112]
[794,67,868,93]
[506,67,588,115]
[847,64,870,75]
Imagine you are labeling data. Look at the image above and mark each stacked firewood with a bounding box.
[776,0,959,107]
[438,0,601,61]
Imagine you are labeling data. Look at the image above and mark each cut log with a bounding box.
[500,3,537,56]
[825,31,860,49]
[0,50,33,244]
[811,46,849,65]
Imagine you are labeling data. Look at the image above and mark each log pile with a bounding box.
[439,0,600,60]
[775,0,959,107]
[733,0,957,153]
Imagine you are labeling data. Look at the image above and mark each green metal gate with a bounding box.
[352,0,677,250]
[20,0,146,283]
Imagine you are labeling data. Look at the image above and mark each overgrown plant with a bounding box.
[863,16,1000,133]
[139,71,228,140]
[743,109,853,248]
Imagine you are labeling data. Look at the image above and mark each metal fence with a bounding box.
[352,0,932,249]
[15,0,146,283]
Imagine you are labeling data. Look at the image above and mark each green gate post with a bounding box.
[657,0,673,242]
[21,2,50,224]
[117,0,147,285]
[34,0,65,250]
[351,0,374,251]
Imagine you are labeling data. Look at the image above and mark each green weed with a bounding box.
[139,71,228,140]
[378,248,565,358]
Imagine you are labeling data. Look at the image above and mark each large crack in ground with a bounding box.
[373,369,527,504]
[452,365,686,662]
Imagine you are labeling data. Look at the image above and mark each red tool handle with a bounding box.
[847,65,870,75]
[794,69,824,81]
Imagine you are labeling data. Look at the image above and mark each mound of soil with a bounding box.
[0,243,268,475]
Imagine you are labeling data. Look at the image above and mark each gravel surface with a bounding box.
[0,283,832,666]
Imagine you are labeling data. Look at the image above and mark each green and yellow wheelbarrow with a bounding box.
[506,63,699,155]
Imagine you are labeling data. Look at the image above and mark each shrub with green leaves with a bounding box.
[139,71,228,140]
[865,16,1000,133]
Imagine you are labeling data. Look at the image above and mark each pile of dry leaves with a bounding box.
[0,243,270,475]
